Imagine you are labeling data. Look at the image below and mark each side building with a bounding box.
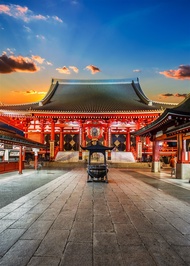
[0,78,176,163]
[133,94,190,179]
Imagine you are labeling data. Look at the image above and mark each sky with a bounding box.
[0,0,190,104]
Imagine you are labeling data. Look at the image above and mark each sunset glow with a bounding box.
[0,1,189,104]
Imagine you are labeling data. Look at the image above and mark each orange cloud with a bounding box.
[11,90,46,95]
[159,93,187,98]
[85,65,101,74]
[56,66,70,74]
[0,4,63,23]
[31,55,45,64]
[69,66,79,73]
[0,5,10,14]
[0,53,39,74]
[159,65,190,80]
[25,90,37,95]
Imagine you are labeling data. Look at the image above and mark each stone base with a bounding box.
[151,161,160,172]
[176,163,190,179]
[55,151,136,163]
[110,152,135,163]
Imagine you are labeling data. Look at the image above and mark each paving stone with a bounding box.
[0,203,22,213]
[27,256,60,266]
[94,214,114,232]
[94,253,124,266]
[20,220,53,240]
[2,207,32,220]
[142,210,167,224]
[170,217,190,235]
[51,213,75,230]
[172,245,190,264]
[0,229,26,256]
[107,201,123,211]
[129,214,157,233]
[0,219,15,233]
[69,221,92,242]
[38,208,61,221]
[139,232,187,266]
[60,242,92,266]
[35,229,69,257]
[78,200,93,210]
[0,168,190,266]
[0,212,7,219]
[75,208,93,222]
[28,203,50,214]
[114,223,143,246]
[111,211,130,224]
[0,239,40,266]
[120,244,157,266]
[10,213,40,229]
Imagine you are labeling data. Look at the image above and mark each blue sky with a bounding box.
[0,0,190,104]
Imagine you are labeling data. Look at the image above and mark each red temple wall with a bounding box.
[28,133,41,143]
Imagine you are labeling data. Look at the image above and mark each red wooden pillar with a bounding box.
[40,119,44,144]
[135,120,141,153]
[177,133,186,163]
[104,127,108,146]
[24,124,28,139]
[51,120,55,142]
[175,133,190,179]
[151,138,160,172]
[126,128,131,152]
[108,127,111,160]
[18,145,23,174]
[59,127,63,151]
[82,128,85,146]
[50,120,55,160]
[79,127,83,160]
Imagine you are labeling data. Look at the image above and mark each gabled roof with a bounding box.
[0,79,176,114]
[133,94,190,137]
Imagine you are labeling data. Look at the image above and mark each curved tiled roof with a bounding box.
[0,79,176,113]
[133,93,190,136]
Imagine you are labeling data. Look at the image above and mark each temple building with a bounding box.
[133,95,190,179]
[0,78,176,163]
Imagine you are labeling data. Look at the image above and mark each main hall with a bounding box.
[0,78,189,178]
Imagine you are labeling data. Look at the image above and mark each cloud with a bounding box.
[46,61,53,66]
[25,90,37,95]
[69,66,79,73]
[159,93,188,99]
[56,66,70,74]
[11,90,46,95]
[0,4,63,23]
[159,65,190,80]
[133,69,141,73]
[56,65,79,74]
[0,52,39,74]
[52,16,63,23]
[31,55,45,64]
[174,93,188,98]
[23,25,31,32]
[36,34,46,40]
[85,65,101,74]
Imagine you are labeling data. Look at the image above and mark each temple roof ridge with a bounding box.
[51,77,137,85]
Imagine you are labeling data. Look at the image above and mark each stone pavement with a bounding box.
[0,168,190,266]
